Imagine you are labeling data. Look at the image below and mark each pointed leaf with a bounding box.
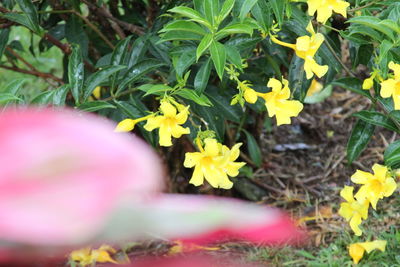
[78,101,116,112]
[353,110,399,133]
[239,0,258,21]
[15,0,41,33]
[175,89,213,106]
[347,119,375,164]
[196,34,213,60]
[194,58,212,93]
[210,41,226,80]
[219,0,235,23]
[68,44,84,104]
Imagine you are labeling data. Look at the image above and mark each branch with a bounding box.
[0,65,64,84]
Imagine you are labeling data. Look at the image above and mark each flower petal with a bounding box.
[144,116,163,132]
[189,166,204,186]
[380,79,396,98]
[340,186,354,203]
[160,101,177,117]
[359,240,387,253]
[349,213,363,236]
[349,243,365,264]
[267,78,283,92]
[351,170,373,184]
[115,119,135,132]
[158,126,173,147]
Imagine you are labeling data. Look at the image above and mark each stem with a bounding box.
[0,64,64,84]
[323,37,356,77]
[348,0,381,12]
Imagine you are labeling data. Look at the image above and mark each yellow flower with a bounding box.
[380,61,400,110]
[351,163,397,209]
[338,186,369,236]
[238,81,258,104]
[348,240,387,264]
[258,78,303,126]
[362,77,374,90]
[306,79,323,96]
[114,114,155,132]
[93,86,101,99]
[307,0,350,24]
[144,101,190,147]
[70,245,118,266]
[184,138,245,189]
[270,22,328,79]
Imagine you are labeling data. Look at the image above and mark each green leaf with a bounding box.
[160,20,207,35]
[78,101,116,112]
[168,6,212,29]
[239,0,258,21]
[251,0,272,31]
[196,34,213,60]
[2,79,25,95]
[31,90,55,105]
[68,44,84,104]
[218,0,235,23]
[174,49,196,77]
[210,41,226,80]
[0,29,10,59]
[139,84,173,96]
[65,15,89,57]
[347,16,396,41]
[117,59,165,94]
[203,0,219,26]
[160,31,204,42]
[353,110,399,133]
[384,140,400,168]
[15,0,41,33]
[288,55,311,102]
[128,35,148,68]
[215,23,254,40]
[225,44,242,70]
[194,58,212,93]
[83,65,127,101]
[347,119,375,165]
[110,36,132,88]
[2,13,38,33]
[243,130,262,167]
[270,0,285,26]
[331,77,372,100]
[206,89,242,122]
[0,93,23,105]
[175,89,213,106]
[53,84,70,106]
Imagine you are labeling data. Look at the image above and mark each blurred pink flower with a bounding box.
[0,108,163,246]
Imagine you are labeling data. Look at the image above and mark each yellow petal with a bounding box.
[394,93,400,110]
[338,202,353,221]
[217,173,234,189]
[184,152,202,168]
[383,178,397,197]
[349,213,363,236]
[225,162,246,177]
[340,186,354,203]
[158,126,173,146]
[380,79,396,98]
[389,61,400,78]
[93,86,101,99]
[306,21,315,35]
[351,170,373,184]
[372,163,388,180]
[171,125,190,138]
[310,59,329,78]
[203,167,223,188]
[204,138,220,157]
[307,79,323,97]
[332,0,350,18]
[115,119,136,132]
[144,116,163,131]
[229,143,242,161]
[296,36,311,52]
[92,250,117,264]
[316,6,333,24]
[275,100,303,126]
[359,240,387,253]
[307,0,320,16]
[189,165,205,186]
[267,78,283,92]
[160,101,177,117]
[349,243,365,264]
[175,106,190,124]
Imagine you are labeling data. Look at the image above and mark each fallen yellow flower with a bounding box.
[349,240,387,264]
[351,163,397,210]
[270,22,328,79]
[338,186,369,236]
[306,79,323,97]
[380,61,400,110]
[258,77,303,126]
[70,245,118,266]
[307,0,350,24]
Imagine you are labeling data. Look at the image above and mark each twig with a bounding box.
[323,37,356,77]
[348,0,381,12]
[81,0,144,35]
[0,64,64,84]
[6,47,35,71]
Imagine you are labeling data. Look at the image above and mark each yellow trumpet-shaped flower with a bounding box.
[348,240,387,264]
[144,100,190,147]
[70,245,118,267]
[380,61,400,110]
[270,22,328,79]
[306,79,323,97]
[338,186,369,236]
[351,163,397,210]
[257,78,303,126]
[307,0,350,24]
[184,138,245,189]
